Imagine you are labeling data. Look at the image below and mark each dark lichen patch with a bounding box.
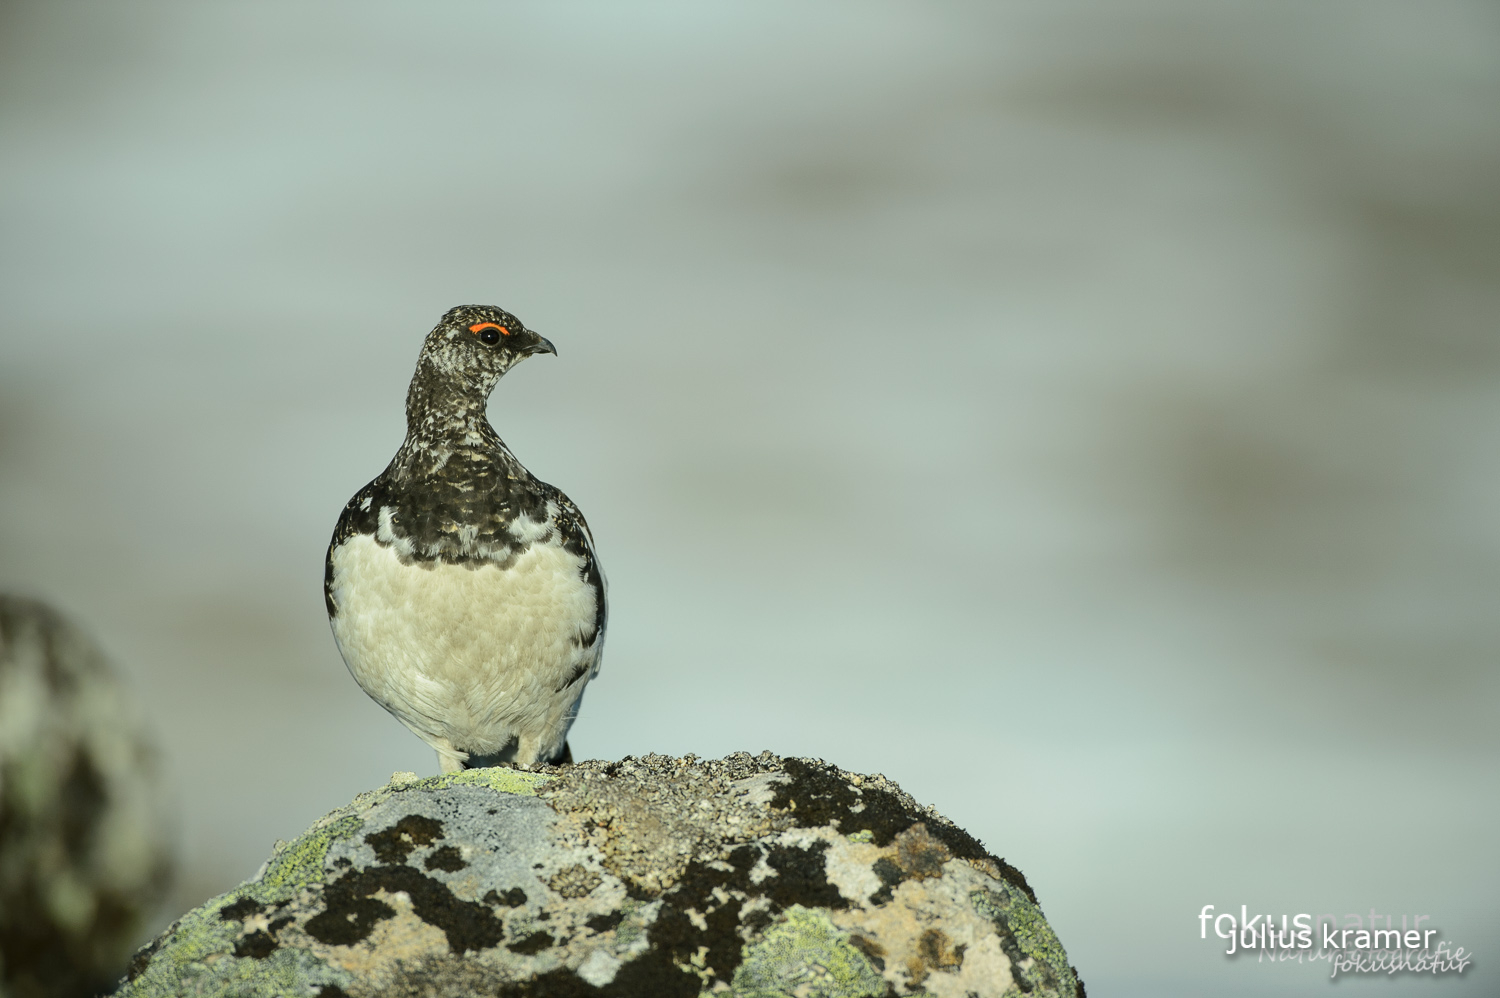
[232,930,278,960]
[741,906,773,935]
[218,896,265,922]
[425,845,467,872]
[585,910,624,933]
[769,758,905,845]
[649,902,728,981]
[869,857,905,906]
[506,930,555,955]
[762,841,846,911]
[304,889,395,947]
[219,909,297,961]
[365,813,446,864]
[994,858,1036,906]
[315,987,351,998]
[491,967,595,997]
[306,863,503,952]
[219,895,291,960]
[485,886,529,908]
[702,897,747,980]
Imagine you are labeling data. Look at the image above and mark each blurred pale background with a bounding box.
[1,2,1497,995]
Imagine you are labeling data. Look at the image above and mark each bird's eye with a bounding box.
[468,322,506,345]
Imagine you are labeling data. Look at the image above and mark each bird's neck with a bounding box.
[405,373,489,434]
[394,369,508,480]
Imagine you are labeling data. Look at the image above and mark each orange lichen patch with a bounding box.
[906,928,965,986]
[892,823,951,880]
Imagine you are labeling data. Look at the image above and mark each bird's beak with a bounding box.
[529,331,557,357]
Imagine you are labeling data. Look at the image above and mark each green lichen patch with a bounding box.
[728,905,887,998]
[117,932,352,998]
[971,886,1079,998]
[425,766,554,796]
[260,813,363,897]
[611,898,656,952]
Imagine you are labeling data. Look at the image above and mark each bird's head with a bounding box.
[415,304,557,398]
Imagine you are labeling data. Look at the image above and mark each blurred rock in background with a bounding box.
[0,596,172,998]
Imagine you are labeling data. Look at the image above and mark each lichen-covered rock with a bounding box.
[0,596,173,998]
[115,754,1084,997]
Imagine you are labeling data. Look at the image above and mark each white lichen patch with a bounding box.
[817,834,887,906]
[923,933,1015,998]
[576,947,622,986]
[727,770,790,807]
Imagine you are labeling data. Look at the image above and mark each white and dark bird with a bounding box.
[325,305,606,773]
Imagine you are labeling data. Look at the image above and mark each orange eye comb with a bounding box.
[468,322,509,335]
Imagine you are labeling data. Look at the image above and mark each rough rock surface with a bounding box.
[0,596,173,998]
[115,753,1083,997]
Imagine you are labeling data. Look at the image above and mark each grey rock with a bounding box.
[115,753,1083,997]
[0,596,173,998]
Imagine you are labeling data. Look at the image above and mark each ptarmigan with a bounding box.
[325,305,605,773]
